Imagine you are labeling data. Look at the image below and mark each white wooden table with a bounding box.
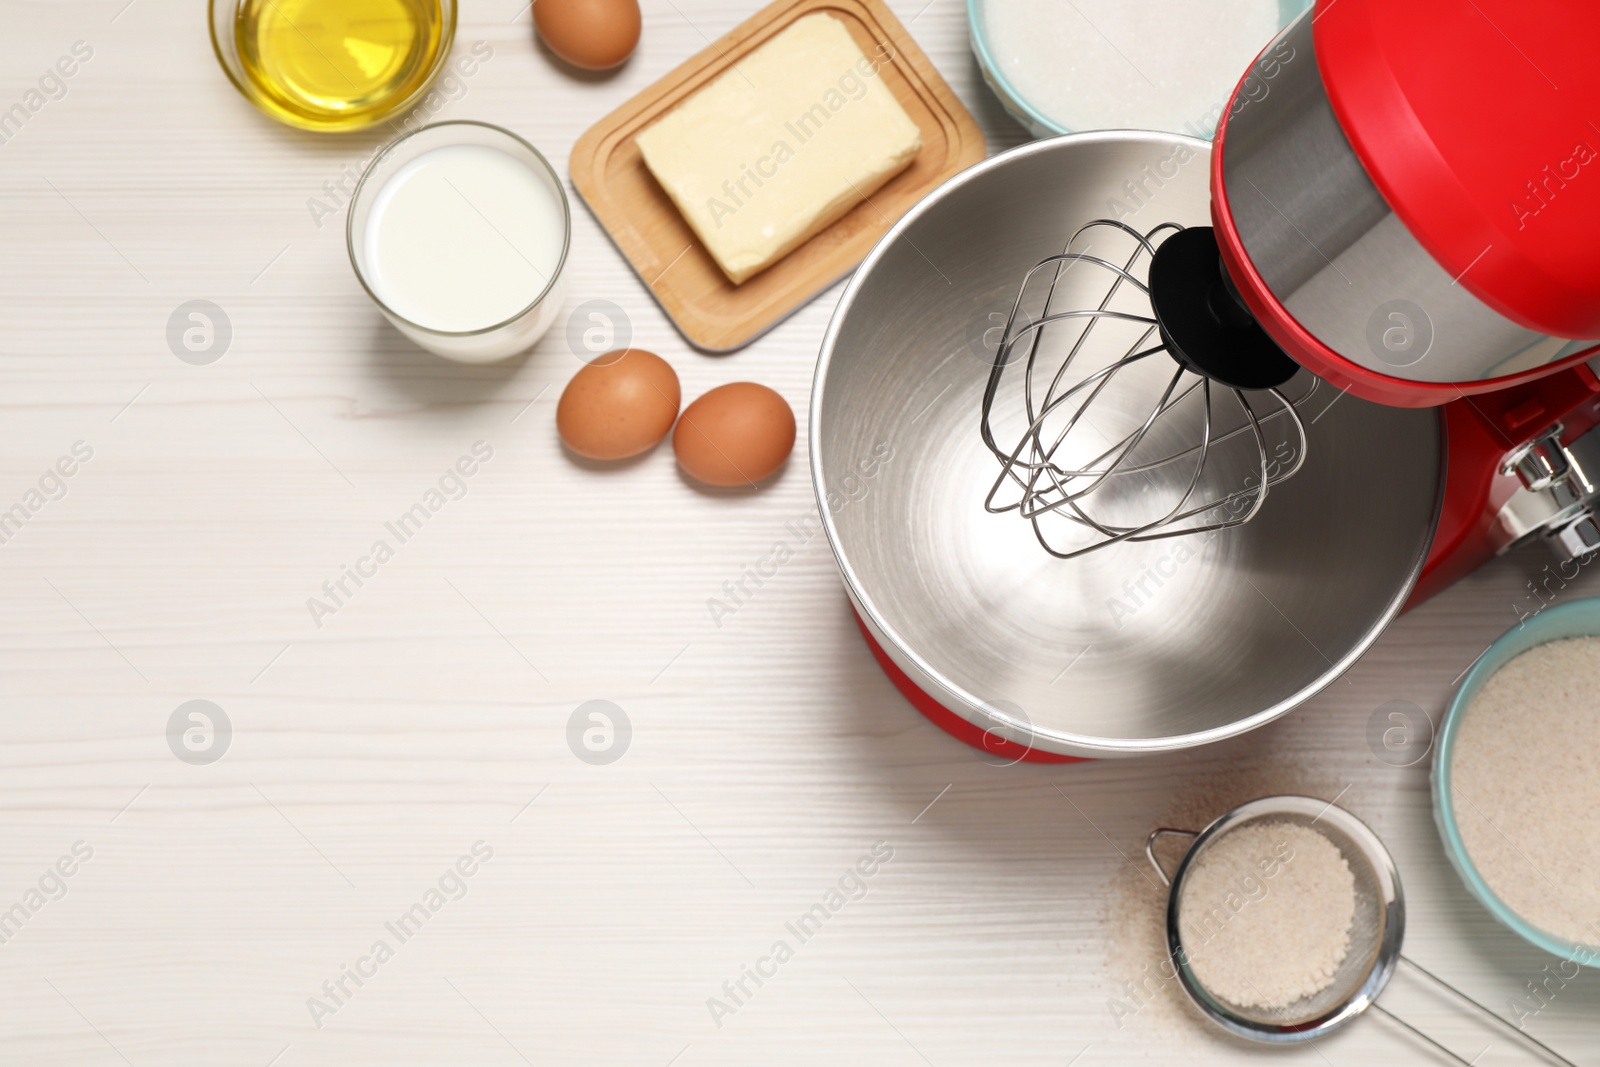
[0,1,1595,1064]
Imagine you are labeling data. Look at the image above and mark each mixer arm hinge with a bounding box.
[1492,423,1600,560]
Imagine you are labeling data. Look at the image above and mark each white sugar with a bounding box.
[1452,636,1600,946]
[1178,821,1356,1010]
[981,0,1281,135]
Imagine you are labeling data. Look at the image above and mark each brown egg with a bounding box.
[534,0,641,71]
[557,349,681,460]
[673,382,796,487]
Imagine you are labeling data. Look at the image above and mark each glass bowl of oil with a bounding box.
[209,0,457,133]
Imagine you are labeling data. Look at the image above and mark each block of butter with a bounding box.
[635,13,923,285]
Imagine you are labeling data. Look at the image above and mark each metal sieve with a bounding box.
[1146,796,1576,1064]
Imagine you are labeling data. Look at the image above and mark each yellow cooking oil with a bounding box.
[234,0,448,131]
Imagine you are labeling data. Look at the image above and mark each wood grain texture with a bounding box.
[0,1,1595,1065]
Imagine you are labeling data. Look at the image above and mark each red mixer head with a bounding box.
[1208,0,1600,408]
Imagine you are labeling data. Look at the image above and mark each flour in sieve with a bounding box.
[1451,636,1600,946]
[1177,821,1356,1010]
[1100,752,1338,1033]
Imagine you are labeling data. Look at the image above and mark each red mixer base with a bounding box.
[852,610,1087,764]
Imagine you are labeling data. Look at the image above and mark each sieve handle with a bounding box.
[1380,956,1579,1067]
[1144,827,1198,888]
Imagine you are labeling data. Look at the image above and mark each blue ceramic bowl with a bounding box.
[1434,597,1600,960]
[967,0,1313,138]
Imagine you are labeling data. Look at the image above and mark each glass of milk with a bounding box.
[347,121,570,362]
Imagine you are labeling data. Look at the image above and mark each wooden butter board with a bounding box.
[569,0,988,352]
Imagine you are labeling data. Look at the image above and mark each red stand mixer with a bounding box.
[821,0,1600,762]
[1211,0,1600,603]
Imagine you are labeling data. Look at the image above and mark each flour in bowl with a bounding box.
[981,0,1282,134]
[1451,636,1600,946]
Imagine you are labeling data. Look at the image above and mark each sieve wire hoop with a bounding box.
[1147,795,1404,1043]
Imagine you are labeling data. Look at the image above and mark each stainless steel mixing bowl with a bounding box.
[811,131,1444,759]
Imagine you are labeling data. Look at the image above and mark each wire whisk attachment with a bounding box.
[980,219,1317,560]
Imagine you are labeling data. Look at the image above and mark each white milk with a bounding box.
[362,143,565,334]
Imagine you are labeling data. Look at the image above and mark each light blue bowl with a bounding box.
[1434,597,1600,961]
[967,0,1313,139]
